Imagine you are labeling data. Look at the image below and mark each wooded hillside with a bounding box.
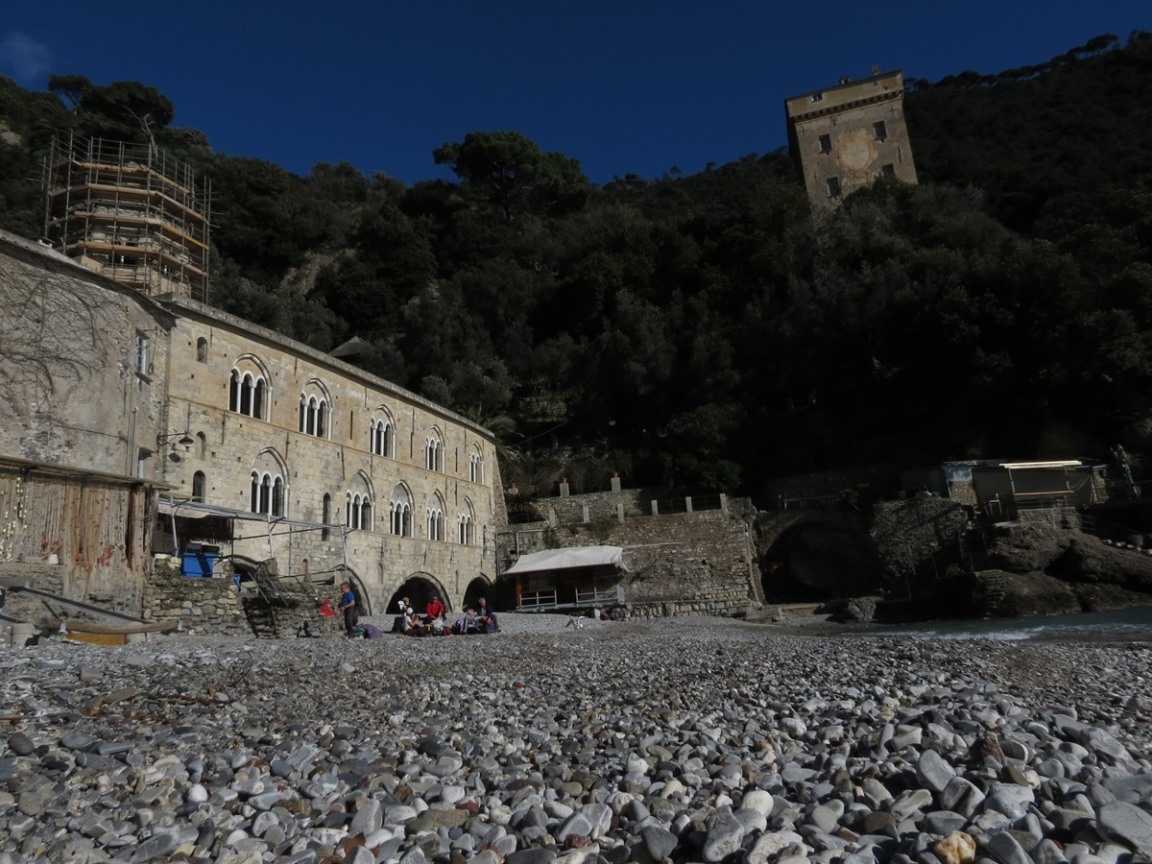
[2,32,1150,502]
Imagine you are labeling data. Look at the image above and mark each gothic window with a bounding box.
[390,484,413,537]
[345,472,374,530]
[468,447,484,483]
[425,428,443,472]
[229,358,269,420]
[426,493,445,541]
[298,380,331,438]
[458,499,475,545]
[346,491,372,530]
[250,471,284,516]
[370,408,395,457]
[249,449,286,516]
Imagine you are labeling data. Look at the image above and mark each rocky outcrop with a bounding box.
[984,520,1073,573]
[1048,537,1152,589]
[972,570,1081,617]
[864,499,1152,621]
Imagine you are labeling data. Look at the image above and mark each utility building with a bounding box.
[785,69,917,208]
[43,135,211,302]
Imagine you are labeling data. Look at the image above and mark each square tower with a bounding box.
[43,135,211,302]
[785,69,917,208]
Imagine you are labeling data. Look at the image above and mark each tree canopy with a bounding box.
[3,34,1152,502]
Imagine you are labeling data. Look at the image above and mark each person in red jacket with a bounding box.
[425,594,446,620]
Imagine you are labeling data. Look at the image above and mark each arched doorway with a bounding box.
[760,517,880,602]
[386,572,449,618]
[334,566,372,615]
[462,575,495,612]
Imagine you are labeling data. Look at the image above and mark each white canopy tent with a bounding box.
[504,545,628,576]
[502,545,628,611]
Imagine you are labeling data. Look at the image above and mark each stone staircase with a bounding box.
[238,559,338,638]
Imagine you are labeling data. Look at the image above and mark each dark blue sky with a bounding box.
[2,1,1146,184]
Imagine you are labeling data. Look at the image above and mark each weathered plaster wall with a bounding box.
[0,232,174,477]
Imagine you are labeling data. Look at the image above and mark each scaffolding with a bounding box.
[43,135,211,303]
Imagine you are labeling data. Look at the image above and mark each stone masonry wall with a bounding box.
[498,501,761,620]
[143,559,345,638]
[142,559,251,636]
[157,298,501,617]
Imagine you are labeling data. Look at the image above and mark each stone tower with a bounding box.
[785,69,918,208]
[43,135,211,301]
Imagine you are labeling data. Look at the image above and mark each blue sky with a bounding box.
[1,2,1147,185]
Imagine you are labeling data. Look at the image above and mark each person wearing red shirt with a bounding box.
[426,594,446,620]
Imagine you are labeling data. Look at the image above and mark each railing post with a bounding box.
[685,496,693,513]
[650,500,659,516]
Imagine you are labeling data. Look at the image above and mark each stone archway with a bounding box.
[462,574,495,613]
[334,566,372,616]
[757,511,881,602]
[387,572,450,618]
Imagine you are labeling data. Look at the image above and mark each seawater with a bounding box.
[869,605,1152,643]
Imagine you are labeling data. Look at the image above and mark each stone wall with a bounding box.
[764,464,899,507]
[142,559,251,636]
[145,558,348,639]
[497,500,761,620]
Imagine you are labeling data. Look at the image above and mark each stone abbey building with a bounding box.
[1,135,501,621]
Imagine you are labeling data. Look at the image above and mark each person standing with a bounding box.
[338,582,358,637]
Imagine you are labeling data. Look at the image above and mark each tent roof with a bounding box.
[503,545,627,576]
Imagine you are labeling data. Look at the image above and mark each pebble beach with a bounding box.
[3,613,1152,864]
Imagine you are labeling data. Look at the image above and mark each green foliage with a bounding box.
[433,130,590,222]
[5,35,1152,502]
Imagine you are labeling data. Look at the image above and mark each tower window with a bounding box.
[873,121,888,141]
[818,134,832,154]
[826,177,842,198]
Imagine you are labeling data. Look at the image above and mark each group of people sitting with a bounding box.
[392,593,499,636]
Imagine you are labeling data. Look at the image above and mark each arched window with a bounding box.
[468,447,484,483]
[192,471,206,502]
[196,337,208,363]
[229,358,269,420]
[248,449,286,516]
[426,493,445,541]
[345,472,374,530]
[458,499,475,545]
[298,380,331,438]
[425,428,443,472]
[196,431,208,459]
[370,413,393,457]
[389,484,413,537]
[322,493,332,540]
